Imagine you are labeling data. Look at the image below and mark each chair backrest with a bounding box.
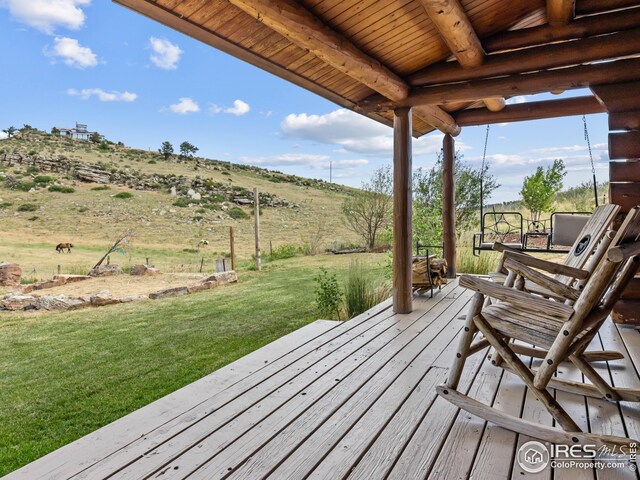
[571,207,640,320]
[551,214,590,246]
[555,204,620,285]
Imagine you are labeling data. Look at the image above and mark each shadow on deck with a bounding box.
[6,279,640,479]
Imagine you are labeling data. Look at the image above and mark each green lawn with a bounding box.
[0,254,386,476]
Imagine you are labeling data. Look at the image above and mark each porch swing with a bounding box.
[472,116,600,256]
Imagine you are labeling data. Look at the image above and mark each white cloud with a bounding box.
[281,108,459,157]
[225,99,250,116]
[67,88,137,102]
[149,37,182,70]
[45,37,97,68]
[167,97,200,114]
[210,100,251,116]
[507,95,527,105]
[1,0,89,34]
[0,131,8,140]
[238,153,368,170]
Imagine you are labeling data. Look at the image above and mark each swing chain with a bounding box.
[582,115,599,207]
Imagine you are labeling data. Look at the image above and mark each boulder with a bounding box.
[149,286,189,300]
[90,290,121,306]
[130,264,161,276]
[89,264,123,277]
[53,274,91,283]
[0,263,22,287]
[1,293,38,310]
[204,270,238,286]
[187,281,216,293]
[120,294,149,303]
[37,295,89,311]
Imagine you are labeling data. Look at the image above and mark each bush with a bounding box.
[0,201,13,209]
[26,166,39,174]
[78,206,89,213]
[48,185,75,193]
[228,207,248,220]
[27,216,39,221]
[193,215,204,222]
[114,192,133,199]
[91,185,111,191]
[148,160,157,164]
[34,175,53,184]
[17,203,38,212]
[15,181,36,192]
[315,268,342,320]
[173,198,191,208]
[267,244,300,261]
[343,260,392,319]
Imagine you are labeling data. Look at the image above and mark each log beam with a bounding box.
[363,58,640,109]
[413,105,461,136]
[393,107,413,313]
[419,0,504,111]
[547,0,575,26]
[442,134,456,279]
[453,96,605,126]
[483,6,640,52]
[576,0,639,16]
[410,28,640,87]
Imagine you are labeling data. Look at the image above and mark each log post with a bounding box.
[393,107,413,314]
[229,226,236,271]
[442,134,457,279]
[254,187,261,271]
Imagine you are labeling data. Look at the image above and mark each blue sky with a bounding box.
[0,0,611,203]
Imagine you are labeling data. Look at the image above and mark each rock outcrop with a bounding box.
[0,263,22,287]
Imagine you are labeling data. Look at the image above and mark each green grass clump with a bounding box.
[15,181,36,192]
[16,203,38,212]
[33,175,53,184]
[343,259,391,319]
[173,198,191,208]
[266,243,300,261]
[91,185,111,191]
[456,247,500,275]
[113,192,133,199]
[48,185,75,194]
[228,206,248,220]
[0,201,13,209]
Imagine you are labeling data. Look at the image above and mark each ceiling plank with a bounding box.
[419,0,505,111]
[224,0,460,135]
[576,0,639,15]
[453,96,605,126]
[483,5,640,52]
[362,57,640,108]
[547,0,575,26]
[410,27,640,86]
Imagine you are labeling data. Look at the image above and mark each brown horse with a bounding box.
[56,243,73,253]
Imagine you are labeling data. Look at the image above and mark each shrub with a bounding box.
[267,244,300,261]
[78,206,89,213]
[173,198,191,208]
[26,166,39,174]
[34,175,53,184]
[343,260,392,319]
[228,206,248,220]
[98,141,110,152]
[148,160,157,164]
[27,216,39,221]
[114,192,133,199]
[48,185,75,193]
[193,215,204,222]
[15,181,36,192]
[203,203,219,211]
[314,268,342,320]
[0,201,13,209]
[91,185,111,191]
[17,203,38,212]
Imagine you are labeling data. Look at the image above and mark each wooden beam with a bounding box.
[610,182,640,212]
[453,96,605,126]
[547,0,575,26]
[610,111,640,131]
[413,105,461,136]
[393,107,413,314]
[418,0,504,114]
[419,0,484,67]
[410,28,640,87]
[609,132,640,160]
[576,0,640,15]
[591,81,640,113]
[363,58,640,109]
[483,6,640,52]
[442,134,456,279]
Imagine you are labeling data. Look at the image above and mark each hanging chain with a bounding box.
[481,124,490,175]
[582,115,596,177]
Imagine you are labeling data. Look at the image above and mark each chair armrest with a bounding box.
[502,251,589,280]
[503,257,580,301]
[493,242,528,254]
[459,275,574,320]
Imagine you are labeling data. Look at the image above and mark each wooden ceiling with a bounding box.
[114,0,640,137]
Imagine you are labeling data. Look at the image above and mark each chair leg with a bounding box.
[446,293,484,389]
[570,354,622,402]
[510,344,623,363]
[474,314,581,433]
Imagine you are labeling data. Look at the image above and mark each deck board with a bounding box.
[5,279,640,480]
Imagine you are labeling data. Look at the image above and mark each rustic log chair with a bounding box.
[438,207,640,450]
[489,203,621,363]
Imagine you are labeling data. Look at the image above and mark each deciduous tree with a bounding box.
[520,159,566,222]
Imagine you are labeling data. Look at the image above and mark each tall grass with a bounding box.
[343,259,391,319]
[456,247,500,275]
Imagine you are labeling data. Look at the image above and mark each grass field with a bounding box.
[0,253,387,476]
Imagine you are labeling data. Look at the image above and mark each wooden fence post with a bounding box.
[254,187,261,271]
[230,226,236,271]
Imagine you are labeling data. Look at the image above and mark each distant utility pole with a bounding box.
[254,187,261,271]
[330,160,332,183]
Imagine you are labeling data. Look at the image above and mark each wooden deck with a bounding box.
[5,279,640,480]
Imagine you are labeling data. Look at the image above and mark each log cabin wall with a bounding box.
[592,81,640,325]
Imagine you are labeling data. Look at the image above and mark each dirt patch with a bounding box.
[26,273,209,298]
